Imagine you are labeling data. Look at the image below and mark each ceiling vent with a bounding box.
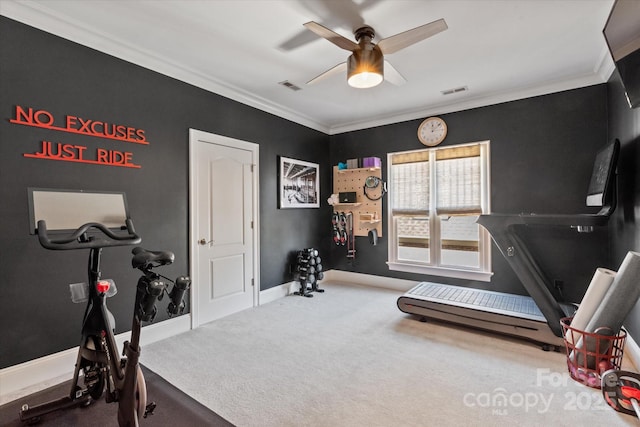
[279,80,302,91]
[441,85,468,95]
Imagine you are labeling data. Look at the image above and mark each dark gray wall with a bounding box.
[1,15,638,369]
[607,71,640,340]
[0,17,330,368]
[329,86,611,304]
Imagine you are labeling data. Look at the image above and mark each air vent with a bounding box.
[441,86,468,95]
[278,80,302,91]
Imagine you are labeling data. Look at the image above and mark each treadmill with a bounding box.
[398,139,620,349]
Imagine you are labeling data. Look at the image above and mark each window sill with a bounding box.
[387,262,493,282]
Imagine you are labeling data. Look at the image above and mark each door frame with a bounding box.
[188,128,260,329]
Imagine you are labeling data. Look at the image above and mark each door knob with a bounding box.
[198,239,213,245]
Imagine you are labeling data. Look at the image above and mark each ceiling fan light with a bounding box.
[347,47,384,89]
[348,71,383,89]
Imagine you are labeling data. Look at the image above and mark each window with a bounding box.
[387,141,492,281]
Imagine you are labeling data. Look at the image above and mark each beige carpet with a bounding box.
[141,282,637,426]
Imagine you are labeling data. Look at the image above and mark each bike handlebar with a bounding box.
[37,219,142,250]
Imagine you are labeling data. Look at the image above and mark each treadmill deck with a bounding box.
[405,282,546,321]
[398,282,571,348]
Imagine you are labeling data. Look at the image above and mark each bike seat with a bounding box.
[131,247,175,269]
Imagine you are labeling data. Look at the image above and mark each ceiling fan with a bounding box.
[304,18,448,89]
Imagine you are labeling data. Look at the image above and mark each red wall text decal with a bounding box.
[23,141,140,169]
[10,105,147,169]
[10,106,148,144]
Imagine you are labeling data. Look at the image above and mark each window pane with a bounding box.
[391,161,429,214]
[440,215,480,268]
[396,216,429,263]
[436,156,481,214]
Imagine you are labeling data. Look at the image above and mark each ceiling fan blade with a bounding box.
[377,18,448,55]
[383,60,407,86]
[304,21,359,51]
[307,62,347,85]
[279,0,381,51]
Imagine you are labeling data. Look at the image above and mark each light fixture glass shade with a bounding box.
[347,47,384,89]
[348,72,383,88]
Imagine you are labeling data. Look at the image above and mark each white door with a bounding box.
[189,129,259,327]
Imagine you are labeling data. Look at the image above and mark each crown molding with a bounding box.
[0,0,330,134]
[1,0,612,136]
[328,72,609,134]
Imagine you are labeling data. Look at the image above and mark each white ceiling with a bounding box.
[1,0,617,134]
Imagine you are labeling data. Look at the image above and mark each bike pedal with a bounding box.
[144,401,157,418]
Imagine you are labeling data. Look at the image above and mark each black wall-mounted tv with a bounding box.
[603,0,640,109]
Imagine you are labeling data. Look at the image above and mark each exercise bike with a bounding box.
[20,202,190,426]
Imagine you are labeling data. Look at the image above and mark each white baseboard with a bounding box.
[259,281,297,304]
[323,269,417,292]
[257,270,417,303]
[0,282,302,403]
[3,273,639,404]
[1,281,305,403]
[0,314,191,403]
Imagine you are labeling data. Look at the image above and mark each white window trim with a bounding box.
[386,141,493,282]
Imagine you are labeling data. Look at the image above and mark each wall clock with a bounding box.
[417,117,447,146]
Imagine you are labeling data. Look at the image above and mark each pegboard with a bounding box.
[333,166,383,237]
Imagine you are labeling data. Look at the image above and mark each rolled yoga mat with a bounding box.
[565,267,617,344]
[573,251,640,368]
[584,251,640,335]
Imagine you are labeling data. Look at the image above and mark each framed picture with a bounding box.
[279,156,319,208]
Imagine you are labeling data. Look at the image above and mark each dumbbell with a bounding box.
[304,248,319,257]
[296,265,316,274]
[296,256,311,265]
[299,256,316,266]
